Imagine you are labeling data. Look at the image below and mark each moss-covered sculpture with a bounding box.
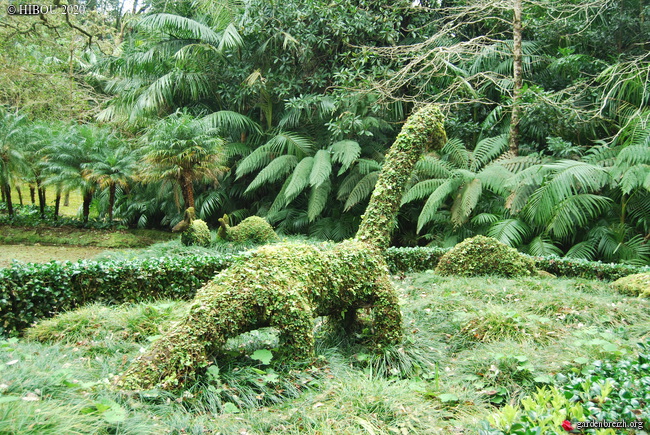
[435,235,537,277]
[217,214,278,244]
[612,272,650,298]
[118,105,446,390]
[173,208,211,247]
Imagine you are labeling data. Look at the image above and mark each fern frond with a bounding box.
[268,177,292,215]
[543,194,612,240]
[477,164,513,196]
[450,178,482,226]
[441,138,470,169]
[344,172,379,211]
[285,156,314,200]
[470,213,500,226]
[486,218,531,247]
[414,155,454,178]
[265,131,315,157]
[470,134,508,172]
[308,179,331,221]
[357,158,382,175]
[401,179,445,205]
[417,178,461,232]
[236,145,273,177]
[244,154,298,194]
[330,140,361,174]
[309,149,332,187]
[337,170,364,201]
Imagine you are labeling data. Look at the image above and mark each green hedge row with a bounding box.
[384,246,649,280]
[0,254,235,336]
[2,246,648,336]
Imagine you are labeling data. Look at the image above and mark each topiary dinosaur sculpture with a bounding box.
[217,214,279,244]
[172,207,211,247]
[118,105,447,390]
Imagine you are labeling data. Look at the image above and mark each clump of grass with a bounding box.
[455,306,561,345]
[26,300,188,344]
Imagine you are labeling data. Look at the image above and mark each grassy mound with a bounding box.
[611,272,650,298]
[435,235,536,277]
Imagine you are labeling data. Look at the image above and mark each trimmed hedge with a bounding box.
[0,254,235,336]
[2,246,648,336]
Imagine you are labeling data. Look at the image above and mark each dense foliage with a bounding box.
[0,0,648,265]
[180,219,211,247]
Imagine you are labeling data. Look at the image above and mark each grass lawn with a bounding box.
[1,272,648,434]
[7,187,84,218]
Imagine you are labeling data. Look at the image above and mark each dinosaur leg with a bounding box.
[268,291,316,361]
[370,275,403,347]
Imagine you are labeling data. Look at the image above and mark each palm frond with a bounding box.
[543,194,612,240]
[265,132,315,157]
[524,236,563,257]
[470,213,501,226]
[486,218,531,247]
[138,13,222,46]
[565,240,597,260]
[201,111,262,136]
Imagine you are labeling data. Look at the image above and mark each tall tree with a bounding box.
[0,108,29,216]
[141,112,225,209]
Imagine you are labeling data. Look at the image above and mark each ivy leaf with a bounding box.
[251,349,273,365]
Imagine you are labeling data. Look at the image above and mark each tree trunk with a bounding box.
[54,188,61,220]
[108,183,116,222]
[15,186,23,206]
[82,190,93,223]
[64,191,70,206]
[30,186,36,204]
[508,0,523,156]
[2,183,14,216]
[181,173,195,208]
[37,182,46,218]
[355,105,447,250]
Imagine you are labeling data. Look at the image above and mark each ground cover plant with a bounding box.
[1,272,649,433]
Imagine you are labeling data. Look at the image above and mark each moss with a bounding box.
[118,241,402,390]
[180,219,211,247]
[611,272,650,298]
[435,235,537,277]
[355,105,447,250]
[217,214,278,244]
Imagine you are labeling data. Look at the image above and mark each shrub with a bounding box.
[0,254,235,336]
[384,246,448,273]
[435,236,537,277]
[480,339,650,434]
[180,219,211,247]
[611,272,650,298]
[533,255,647,281]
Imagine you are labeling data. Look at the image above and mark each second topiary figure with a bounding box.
[217,214,278,244]
[173,207,211,247]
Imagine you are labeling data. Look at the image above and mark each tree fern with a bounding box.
[470,134,508,172]
[285,156,314,200]
[414,155,454,178]
[344,172,379,211]
[330,140,361,174]
[441,138,469,169]
[307,179,331,221]
[401,179,446,205]
[309,149,332,187]
[450,178,482,226]
[417,178,462,232]
[542,194,612,240]
[244,155,298,194]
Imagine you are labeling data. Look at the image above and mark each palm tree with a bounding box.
[141,112,226,209]
[0,108,29,217]
[84,135,138,221]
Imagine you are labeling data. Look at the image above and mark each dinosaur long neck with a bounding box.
[355,105,446,251]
